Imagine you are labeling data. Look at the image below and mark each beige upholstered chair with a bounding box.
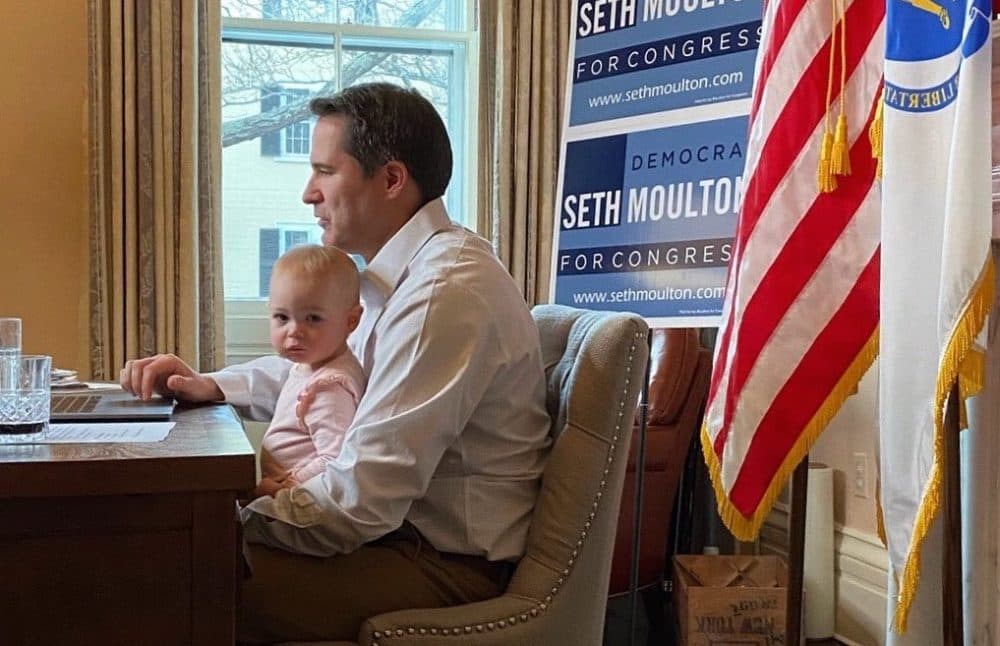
[285,305,649,646]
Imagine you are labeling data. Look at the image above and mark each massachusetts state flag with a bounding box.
[702,0,885,540]
[879,0,994,633]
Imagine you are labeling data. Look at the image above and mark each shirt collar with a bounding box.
[360,198,452,307]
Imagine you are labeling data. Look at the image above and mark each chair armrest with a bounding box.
[359,594,541,645]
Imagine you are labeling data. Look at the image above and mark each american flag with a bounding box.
[701,0,886,540]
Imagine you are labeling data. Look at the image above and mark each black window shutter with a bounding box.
[260,86,282,156]
[259,228,280,297]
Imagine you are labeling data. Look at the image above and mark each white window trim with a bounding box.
[279,88,314,159]
[221,2,479,364]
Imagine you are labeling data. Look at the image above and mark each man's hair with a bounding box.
[272,244,360,307]
[309,82,453,203]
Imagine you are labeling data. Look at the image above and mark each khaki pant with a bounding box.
[237,524,513,643]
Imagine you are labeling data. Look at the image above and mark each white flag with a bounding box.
[879,0,994,633]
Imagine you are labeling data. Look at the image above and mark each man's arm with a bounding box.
[209,355,293,422]
[241,280,499,556]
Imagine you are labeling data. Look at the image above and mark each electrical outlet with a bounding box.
[853,452,868,498]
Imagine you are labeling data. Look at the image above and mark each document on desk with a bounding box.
[43,422,175,443]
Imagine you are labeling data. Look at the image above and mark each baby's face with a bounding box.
[268,273,356,368]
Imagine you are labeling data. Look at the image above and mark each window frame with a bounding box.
[278,88,314,158]
[221,2,479,364]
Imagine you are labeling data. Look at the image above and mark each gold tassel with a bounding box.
[817,131,838,193]
[831,113,851,176]
[869,86,884,180]
[831,0,851,177]
[816,0,839,193]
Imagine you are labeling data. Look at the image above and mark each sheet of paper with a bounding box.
[40,422,175,443]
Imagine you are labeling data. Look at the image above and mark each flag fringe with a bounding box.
[892,254,995,633]
[875,474,888,547]
[701,327,879,541]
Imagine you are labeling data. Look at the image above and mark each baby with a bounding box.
[253,244,366,499]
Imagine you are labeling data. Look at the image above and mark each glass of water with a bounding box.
[0,317,19,353]
[0,318,20,386]
[0,354,51,442]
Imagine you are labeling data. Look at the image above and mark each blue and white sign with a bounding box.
[551,0,762,327]
[570,0,762,126]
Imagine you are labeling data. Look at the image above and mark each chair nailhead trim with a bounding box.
[371,327,643,639]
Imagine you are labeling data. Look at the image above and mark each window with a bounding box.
[220,0,478,362]
[257,224,322,297]
[259,87,314,157]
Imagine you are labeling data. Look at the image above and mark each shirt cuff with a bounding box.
[242,486,321,528]
[207,369,252,408]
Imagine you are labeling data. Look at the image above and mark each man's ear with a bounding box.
[383,160,409,199]
[346,303,364,333]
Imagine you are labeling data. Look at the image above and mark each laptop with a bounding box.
[50,390,176,422]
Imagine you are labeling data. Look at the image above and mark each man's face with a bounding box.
[303,116,384,259]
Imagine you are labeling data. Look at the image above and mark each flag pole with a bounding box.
[942,381,963,645]
[787,457,808,646]
[627,330,653,646]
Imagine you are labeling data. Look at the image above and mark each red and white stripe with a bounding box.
[703,0,885,535]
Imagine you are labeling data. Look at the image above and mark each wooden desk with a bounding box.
[0,403,256,645]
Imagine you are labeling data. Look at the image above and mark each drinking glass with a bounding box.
[0,317,21,390]
[0,354,51,442]
[0,317,19,353]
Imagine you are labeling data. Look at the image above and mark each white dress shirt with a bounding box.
[214,199,551,561]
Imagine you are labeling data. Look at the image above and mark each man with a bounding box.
[119,83,551,642]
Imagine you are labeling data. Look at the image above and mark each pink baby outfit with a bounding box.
[260,351,366,484]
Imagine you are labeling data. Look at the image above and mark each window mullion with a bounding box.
[335,30,343,94]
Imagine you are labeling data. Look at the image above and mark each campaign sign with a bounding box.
[553,115,747,326]
[550,0,760,327]
[570,0,763,126]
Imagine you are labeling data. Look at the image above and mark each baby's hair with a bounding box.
[271,244,360,306]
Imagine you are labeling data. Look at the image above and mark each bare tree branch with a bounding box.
[222,0,443,148]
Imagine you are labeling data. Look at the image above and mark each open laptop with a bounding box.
[50,390,176,422]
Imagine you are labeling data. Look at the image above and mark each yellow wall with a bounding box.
[0,3,90,374]
[808,364,880,537]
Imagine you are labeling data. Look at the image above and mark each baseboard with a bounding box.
[761,505,887,646]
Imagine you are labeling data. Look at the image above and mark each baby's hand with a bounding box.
[253,475,293,498]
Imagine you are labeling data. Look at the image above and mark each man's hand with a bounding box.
[119,353,224,402]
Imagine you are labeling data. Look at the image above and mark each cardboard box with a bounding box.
[673,554,788,646]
